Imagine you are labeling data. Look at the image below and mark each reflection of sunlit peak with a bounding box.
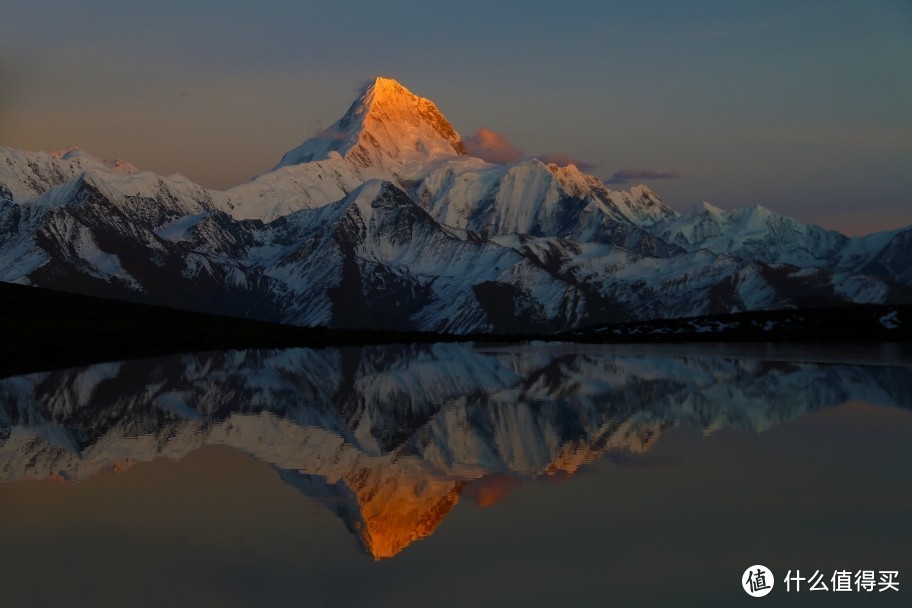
[49,470,76,485]
[3,344,906,566]
[544,441,614,476]
[542,420,667,476]
[344,468,465,560]
[104,459,137,475]
[463,474,522,508]
[544,450,597,476]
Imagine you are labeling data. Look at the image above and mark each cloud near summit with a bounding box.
[463,128,524,164]
[535,153,598,172]
[605,169,682,184]
[463,128,597,171]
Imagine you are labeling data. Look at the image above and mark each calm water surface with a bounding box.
[1,343,911,607]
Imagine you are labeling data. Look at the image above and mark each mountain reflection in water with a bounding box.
[1,343,910,560]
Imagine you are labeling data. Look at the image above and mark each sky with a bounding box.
[1,0,910,235]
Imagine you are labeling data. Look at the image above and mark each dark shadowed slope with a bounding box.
[2,281,910,378]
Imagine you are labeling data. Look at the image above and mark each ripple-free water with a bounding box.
[1,343,910,607]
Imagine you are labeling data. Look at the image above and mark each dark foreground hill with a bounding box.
[0,281,457,377]
[1,281,908,377]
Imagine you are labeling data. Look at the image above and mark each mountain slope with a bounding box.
[1,77,909,333]
[651,201,911,281]
[0,146,138,202]
[652,202,849,266]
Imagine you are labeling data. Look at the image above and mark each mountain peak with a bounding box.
[49,146,138,174]
[681,200,724,219]
[50,146,84,160]
[274,77,467,172]
[366,76,413,101]
[103,158,139,174]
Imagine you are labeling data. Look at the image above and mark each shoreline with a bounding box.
[2,281,909,378]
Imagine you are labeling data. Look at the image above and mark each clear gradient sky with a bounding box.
[1,0,910,235]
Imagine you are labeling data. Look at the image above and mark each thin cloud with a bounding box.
[455,129,601,172]
[354,78,377,93]
[536,153,598,172]
[605,169,682,184]
[464,128,524,164]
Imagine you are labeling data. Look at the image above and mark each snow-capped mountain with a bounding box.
[275,76,467,172]
[0,145,138,202]
[651,200,908,272]
[653,201,848,267]
[1,344,910,558]
[1,77,909,332]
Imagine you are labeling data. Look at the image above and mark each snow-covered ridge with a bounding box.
[51,146,138,174]
[1,146,135,203]
[1,77,910,332]
[651,199,912,275]
[655,202,842,265]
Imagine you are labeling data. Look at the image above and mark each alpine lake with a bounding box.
[1,342,910,607]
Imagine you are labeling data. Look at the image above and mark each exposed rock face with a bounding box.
[1,77,909,332]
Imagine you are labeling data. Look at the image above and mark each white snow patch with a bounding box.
[879,311,900,330]
[153,392,203,419]
[155,213,208,241]
[0,236,48,281]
